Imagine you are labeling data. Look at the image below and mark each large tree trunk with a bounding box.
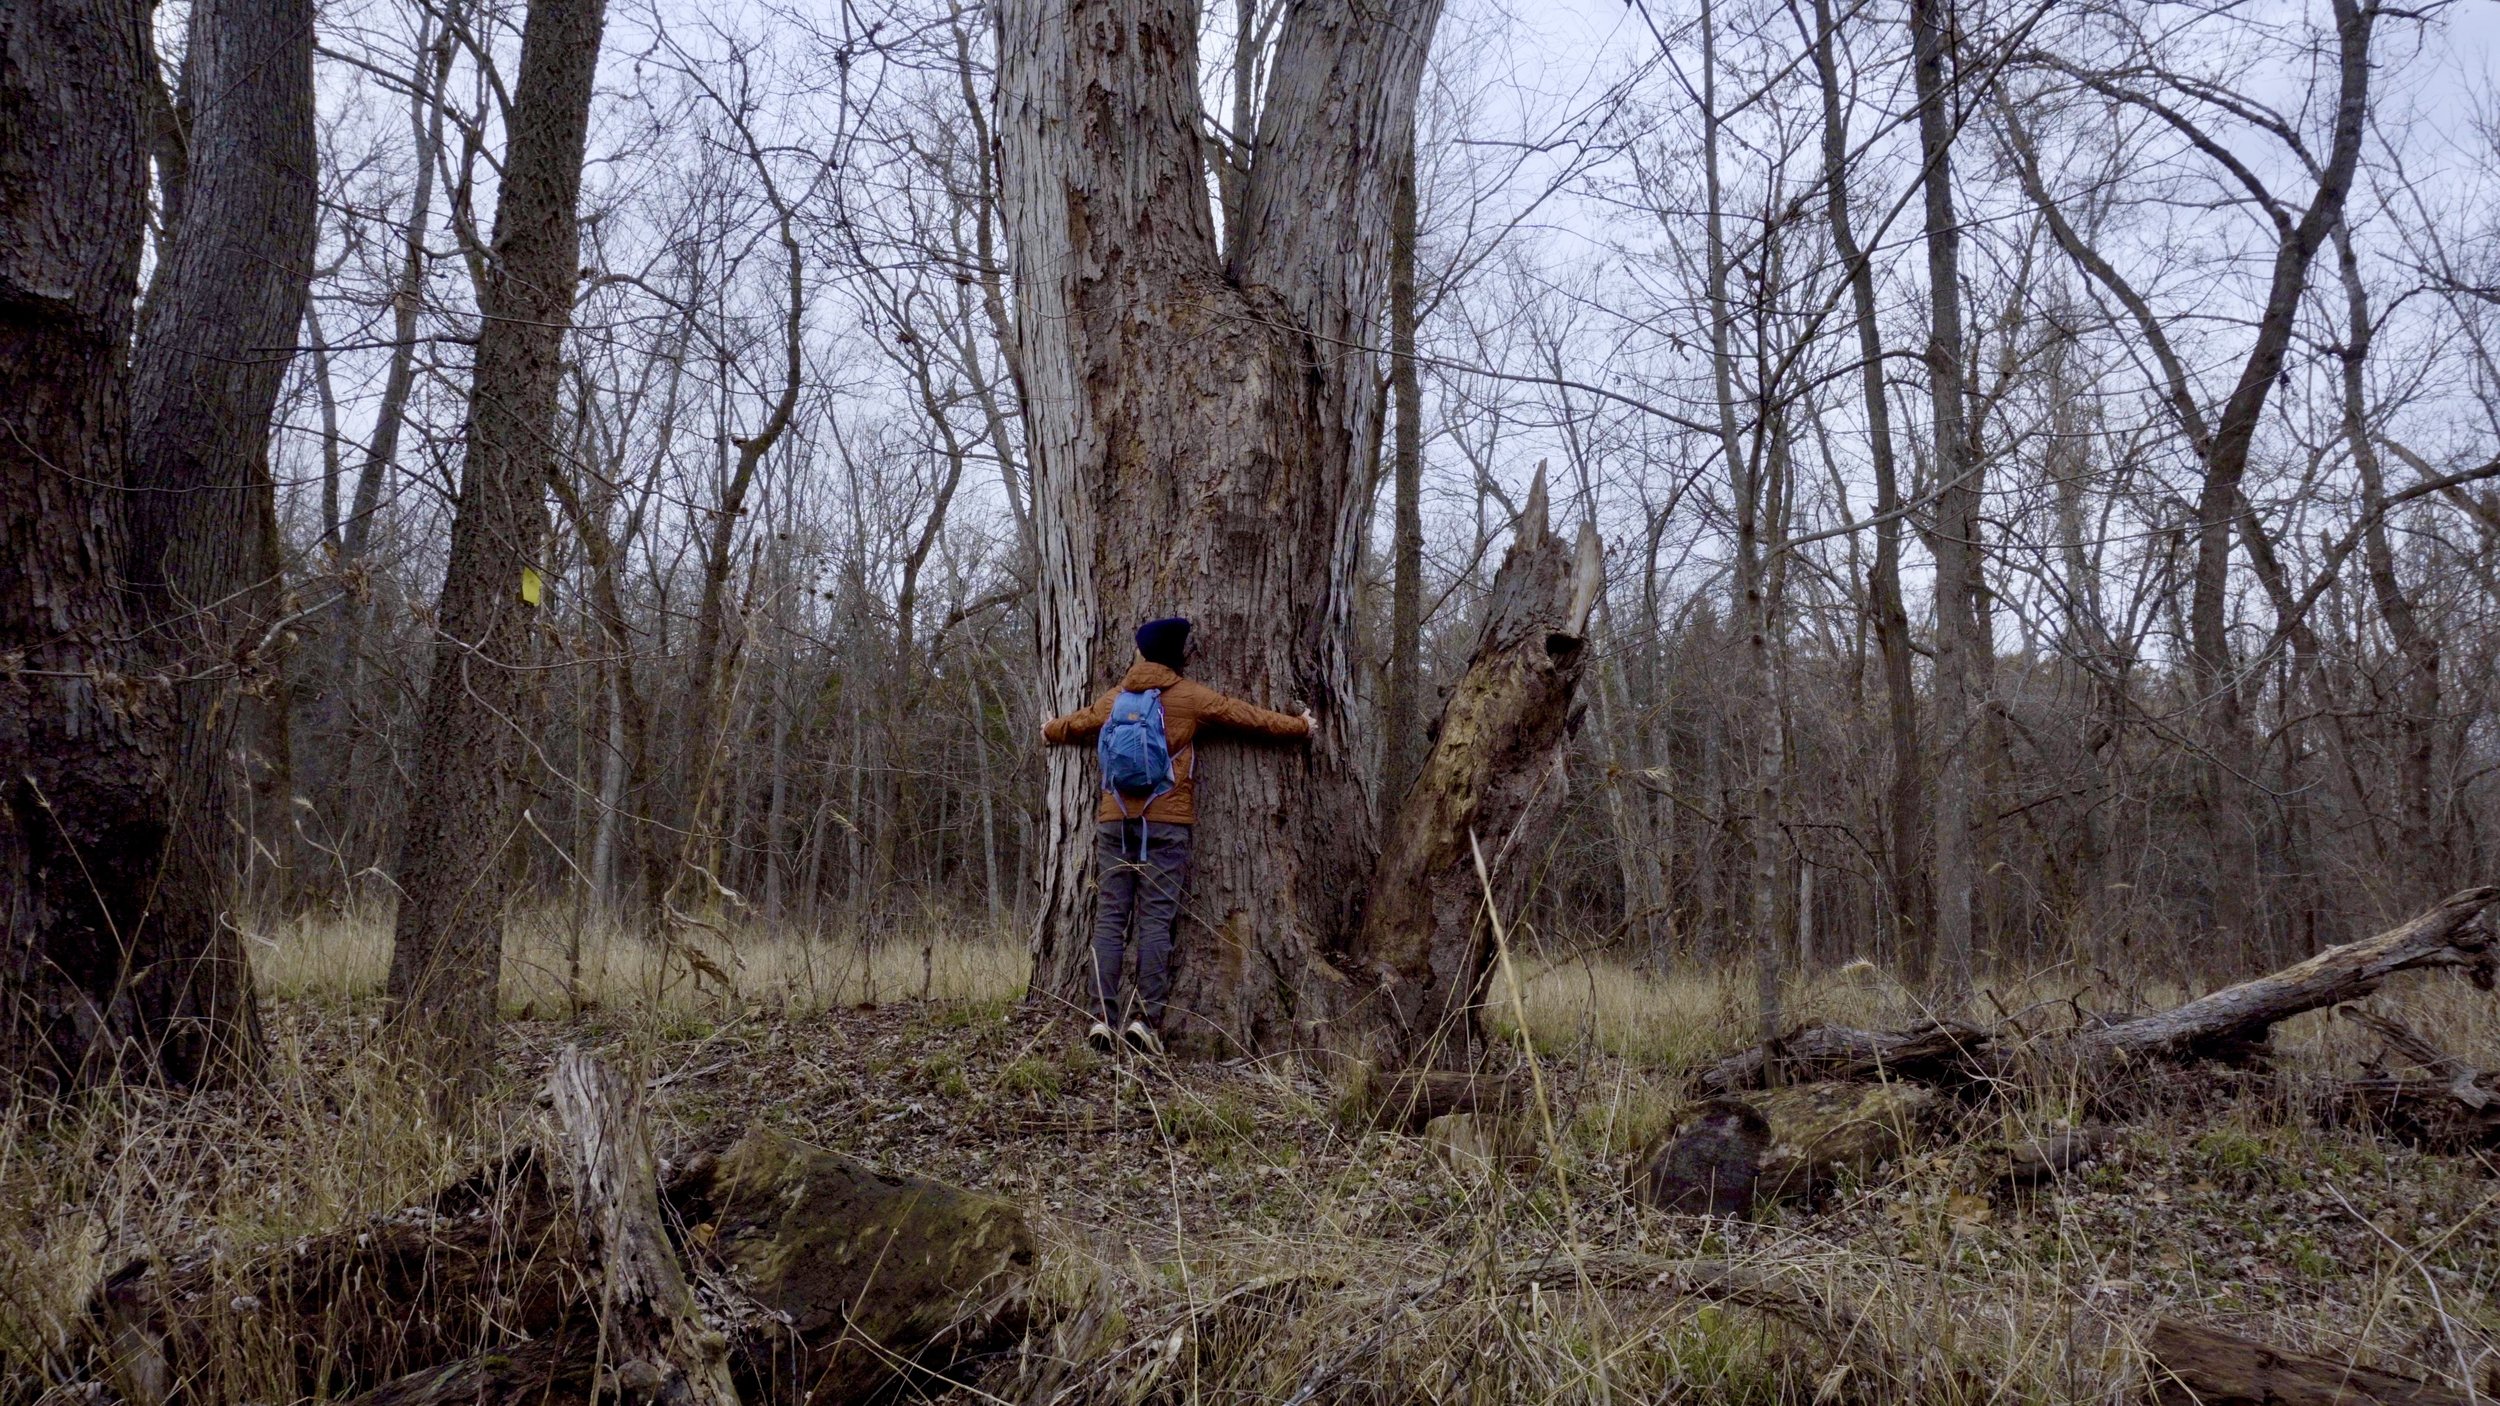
[387,0,607,1092]
[1384,139,1427,810]
[118,0,319,1081]
[0,0,187,1091]
[1000,0,1443,1055]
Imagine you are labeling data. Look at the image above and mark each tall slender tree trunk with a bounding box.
[999,0,1443,1055]
[1385,139,1427,810]
[2333,225,2441,909]
[1912,0,1980,1006]
[303,5,460,850]
[118,0,318,1079]
[387,0,607,1091]
[1812,0,1927,974]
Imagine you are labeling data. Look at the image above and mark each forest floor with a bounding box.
[6,919,2498,1403]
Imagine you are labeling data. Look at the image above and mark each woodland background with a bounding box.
[250,0,2500,987]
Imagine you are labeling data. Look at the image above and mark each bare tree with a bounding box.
[386,0,608,1090]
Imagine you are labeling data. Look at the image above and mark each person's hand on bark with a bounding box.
[1291,701,1317,739]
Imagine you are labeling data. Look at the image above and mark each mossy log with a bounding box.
[88,1106,1032,1405]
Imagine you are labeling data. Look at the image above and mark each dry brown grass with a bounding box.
[6,916,2496,1404]
[251,905,1030,1014]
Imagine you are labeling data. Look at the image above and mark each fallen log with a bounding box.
[1699,1019,1995,1095]
[2146,1318,2468,1406]
[2333,1007,2499,1146]
[1632,1083,1935,1216]
[2076,889,2496,1065]
[1356,1067,1527,1134]
[85,1073,1033,1404]
[1699,890,2499,1096]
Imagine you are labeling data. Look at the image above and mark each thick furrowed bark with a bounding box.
[1000,0,1443,1056]
[1342,471,1602,1066]
[387,0,605,1092]
[118,0,318,1083]
[0,0,209,1092]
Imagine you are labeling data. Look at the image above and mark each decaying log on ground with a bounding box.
[2333,1007,2500,1146]
[345,1330,596,1405]
[1698,1019,1995,1094]
[547,1046,742,1406]
[91,1149,587,1404]
[1339,466,1605,1068]
[2000,1126,2120,1184]
[1358,1067,1528,1134]
[1632,1084,1935,1215]
[2146,1318,2469,1406]
[1702,890,2498,1098]
[666,1126,1037,1405]
[2075,888,2496,1065]
[85,1066,1033,1405]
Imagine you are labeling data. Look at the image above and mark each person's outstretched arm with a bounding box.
[1041,689,1117,746]
[1199,688,1316,743]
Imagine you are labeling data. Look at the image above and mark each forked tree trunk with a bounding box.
[387,0,607,1092]
[119,0,320,1080]
[0,0,186,1091]
[999,0,1443,1054]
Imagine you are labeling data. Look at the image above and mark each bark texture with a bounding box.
[0,0,199,1090]
[2146,1319,2467,1406]
[1342,472,1601,1065]
[999,0,1444,1054]
[387,0,605,1089]
[547,1047,741,1406]
[118,0,320,1080]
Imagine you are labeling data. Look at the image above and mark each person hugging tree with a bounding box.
[1040,616,1314,1054]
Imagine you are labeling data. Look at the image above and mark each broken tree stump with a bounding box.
[1337,463,1605,1068]
[2146,1318,2468,1406]
[1633,1099,1770,1216]
[547,1045,741,1406]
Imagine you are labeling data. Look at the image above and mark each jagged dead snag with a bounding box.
[1339,468,1603,1066]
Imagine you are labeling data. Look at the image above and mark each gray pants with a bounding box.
[1092,820,1191,1027]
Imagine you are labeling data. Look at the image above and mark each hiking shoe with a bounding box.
[1085,1021,1115,1054]
[1122,1020,1163,1057]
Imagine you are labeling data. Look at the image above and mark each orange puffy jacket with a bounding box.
[1041,659,1312,824]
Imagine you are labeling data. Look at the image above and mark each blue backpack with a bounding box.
[1097,688,1177,854]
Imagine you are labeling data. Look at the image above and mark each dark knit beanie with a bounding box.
[1135,616,1191,669]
